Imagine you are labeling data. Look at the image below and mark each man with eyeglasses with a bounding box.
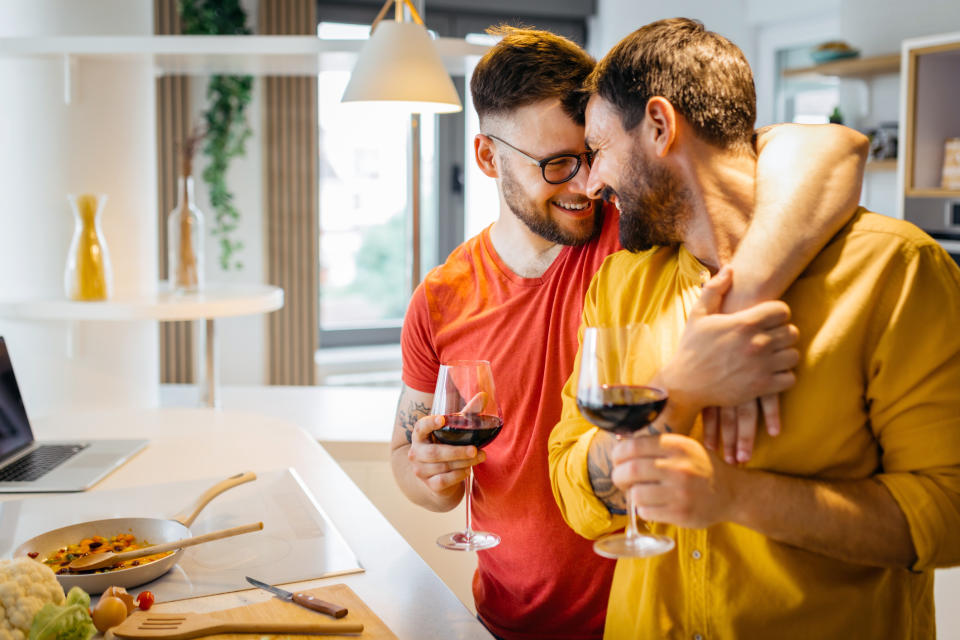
[389,25,868,640]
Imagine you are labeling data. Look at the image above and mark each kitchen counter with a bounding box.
[4,408,492,640]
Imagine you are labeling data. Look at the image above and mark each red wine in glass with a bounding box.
[433,414,503,447]
[576,385,667,437]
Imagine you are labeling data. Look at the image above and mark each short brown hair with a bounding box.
[470,25,595,125]
[586,18,756,149]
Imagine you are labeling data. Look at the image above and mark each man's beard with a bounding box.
[501,169,603,247]
[611,151,692,253]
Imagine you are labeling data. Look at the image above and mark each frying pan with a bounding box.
[12,471,256,595]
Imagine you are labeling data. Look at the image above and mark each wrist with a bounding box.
[655,367,702,432]
[722,464,756,526]
[657,398,698,435]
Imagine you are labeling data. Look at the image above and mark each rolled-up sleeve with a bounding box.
[548,272,625,540]
[870,243,960,571]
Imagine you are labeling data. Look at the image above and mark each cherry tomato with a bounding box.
[136,590,155,611]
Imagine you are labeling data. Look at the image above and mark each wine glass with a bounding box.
[432,360,503,551]
[576,325,675,559]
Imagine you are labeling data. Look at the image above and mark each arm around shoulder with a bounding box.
[724,123,869,311]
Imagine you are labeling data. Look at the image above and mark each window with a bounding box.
[317,21,440,345]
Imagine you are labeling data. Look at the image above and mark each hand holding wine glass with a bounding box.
[432,360,503,551]
[577,325,675,559]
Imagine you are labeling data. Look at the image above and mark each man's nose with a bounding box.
[585,165,606,201]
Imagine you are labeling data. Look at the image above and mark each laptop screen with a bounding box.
[0,337,34,459]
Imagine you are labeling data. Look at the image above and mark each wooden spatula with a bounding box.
[67,522,263,572]
[111,612,364,639]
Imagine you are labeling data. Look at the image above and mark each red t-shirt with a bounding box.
[401,205,621,640]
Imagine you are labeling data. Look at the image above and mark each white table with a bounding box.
[5,408,491,640]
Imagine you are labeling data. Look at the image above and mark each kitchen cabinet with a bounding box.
[899,31,960,233]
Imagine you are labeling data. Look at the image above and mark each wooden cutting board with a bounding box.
[114,584,398,640]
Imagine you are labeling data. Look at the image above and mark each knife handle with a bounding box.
[292,592,348,618]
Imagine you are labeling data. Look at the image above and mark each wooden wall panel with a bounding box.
[154,0,195,384]
[261,0,319,385]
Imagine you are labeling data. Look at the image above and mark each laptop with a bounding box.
[0,337,147,492]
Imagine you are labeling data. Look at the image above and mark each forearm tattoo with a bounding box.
[398,400,430,444]
[588,434,626,514]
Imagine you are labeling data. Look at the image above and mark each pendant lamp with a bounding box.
[341,0,462,114]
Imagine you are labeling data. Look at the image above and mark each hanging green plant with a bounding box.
[179,0,253,270]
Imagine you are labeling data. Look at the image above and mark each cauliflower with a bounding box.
[0,558,65,640]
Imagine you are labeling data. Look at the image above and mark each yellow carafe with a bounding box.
[64,193,113,301]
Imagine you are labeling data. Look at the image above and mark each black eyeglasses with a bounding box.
[484,134,593,185]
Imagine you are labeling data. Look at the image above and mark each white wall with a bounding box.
[587,0,754,64]
[0,0,160,416]
[839,0,960,57]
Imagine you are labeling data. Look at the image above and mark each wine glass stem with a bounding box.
[625,432,645,542]
[626,491,642,541]
[464,466,474,537]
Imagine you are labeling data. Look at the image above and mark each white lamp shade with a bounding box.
[341,20,462,114]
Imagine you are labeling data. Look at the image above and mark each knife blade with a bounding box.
[245,576,348,618]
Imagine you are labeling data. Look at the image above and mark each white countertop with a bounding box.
[159,384,400,444]
[6,407,491,640]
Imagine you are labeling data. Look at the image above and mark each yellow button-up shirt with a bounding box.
[548,210,960,639]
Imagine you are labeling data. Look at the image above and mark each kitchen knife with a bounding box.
[245,577,348,618]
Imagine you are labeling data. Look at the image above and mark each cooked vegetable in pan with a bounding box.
[41,534,173,574]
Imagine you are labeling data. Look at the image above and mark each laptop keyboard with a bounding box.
[0,444,87,482]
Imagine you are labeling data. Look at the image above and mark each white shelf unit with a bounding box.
[0,35,490,77]
[899,31,960,222]
[0,29,487,412]
[0,283,283,321]
[0,284,283,408]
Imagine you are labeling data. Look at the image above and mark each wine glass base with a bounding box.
[437,530,500,551]
[593,533,675,559]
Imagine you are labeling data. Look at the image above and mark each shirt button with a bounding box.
[692,549,702,560]
[694,634,704,640]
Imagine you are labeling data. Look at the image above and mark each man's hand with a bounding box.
[660,266,800,431]
[611,433,737,529]
[408,414,485,498]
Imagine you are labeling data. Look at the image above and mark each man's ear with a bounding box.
[475,134,499,178]
[645,97,678,158]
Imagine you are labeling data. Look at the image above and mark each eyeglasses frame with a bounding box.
[482,133,593,185]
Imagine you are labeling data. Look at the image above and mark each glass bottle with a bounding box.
[64,193,113,301]
[168,174,204,293]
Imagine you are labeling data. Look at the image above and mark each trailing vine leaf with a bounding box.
[179,0,252,270]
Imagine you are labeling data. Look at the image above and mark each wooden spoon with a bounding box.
[66,521,263,572]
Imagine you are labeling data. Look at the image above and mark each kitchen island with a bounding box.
[1,408,493,640]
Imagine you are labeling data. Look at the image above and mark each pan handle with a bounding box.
[170,471,257,527]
